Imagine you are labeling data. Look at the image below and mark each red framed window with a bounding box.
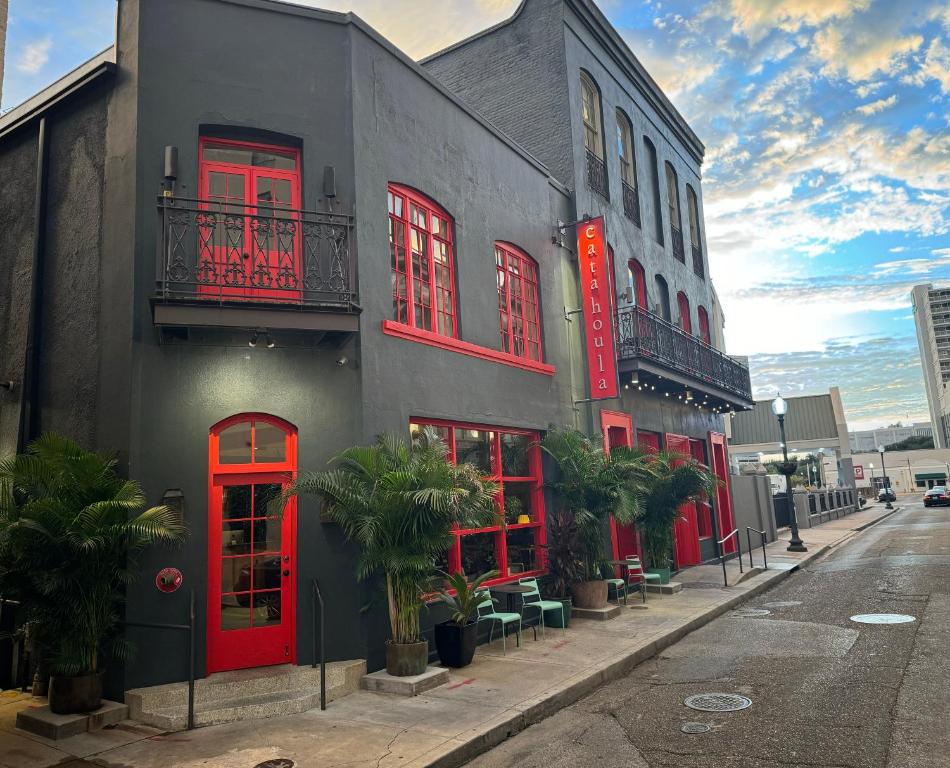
[410,419,546,585]
[698,305,711,345]
[637,430,661,453]
[677,291,691,334]
[496,242,542,361]
[389,184,457,338]
[198,138,302,303]
[628,259,647,308]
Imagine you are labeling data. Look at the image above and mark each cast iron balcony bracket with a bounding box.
[586,149,609,201]
[615,305,752,402]
[621,181,641,227]
[155,195,357,310]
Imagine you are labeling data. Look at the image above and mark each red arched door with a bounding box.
[207,414,298,673]
[666,433,701,567]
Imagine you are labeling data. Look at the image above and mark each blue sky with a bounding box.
[3,0,948,430]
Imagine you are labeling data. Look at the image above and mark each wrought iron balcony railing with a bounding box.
[622,181,641,227]
[671,225,685,263]
[692,243,704,279]
[586,149,609,200]
[156,197,356,309]
[616,306,752,402]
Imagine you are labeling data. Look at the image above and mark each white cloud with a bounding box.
[813,25,923,82]
[723,0,870,42]
[855,94,897,115]
[16,38,52,75]
[904,37,950,94]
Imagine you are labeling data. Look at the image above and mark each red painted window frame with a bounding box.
[628,259,647,308]
[677,291,691,334]
[388,183,457,338]
[496,242,542,362]
[698,305,711,345]
[198,137,303,302]
[410,418,546,587]
[637,430,661,453]
[207,413,298,674]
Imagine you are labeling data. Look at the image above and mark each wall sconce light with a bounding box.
[161,488,185,524]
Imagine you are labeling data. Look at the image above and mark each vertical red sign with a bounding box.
[577,217,619,399]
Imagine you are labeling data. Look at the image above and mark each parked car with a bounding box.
[878,488,896,502]
[924,487,950,506]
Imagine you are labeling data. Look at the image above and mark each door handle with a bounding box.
[282,569,290,577]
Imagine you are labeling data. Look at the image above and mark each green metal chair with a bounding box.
[518,577,566,637]
[606,574,627,604]
[626,555,662,601]
[476,589,521,654]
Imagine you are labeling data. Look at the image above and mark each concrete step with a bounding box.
[126,659,365,731]
[731,566,765,585]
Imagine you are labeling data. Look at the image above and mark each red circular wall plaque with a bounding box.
[155,567,183,593]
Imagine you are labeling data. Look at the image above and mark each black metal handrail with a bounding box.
[156,196,356,309]
[615,306,753,402]
[586,149,609,200]
[718,529,743,587]
[312,578,326,711]
[123,589,195,730]
[622,181,640,227]
[746,527,768,571]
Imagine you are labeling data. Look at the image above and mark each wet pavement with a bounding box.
[464,499,949,768]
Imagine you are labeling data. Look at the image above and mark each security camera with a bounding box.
[336,356,348,367]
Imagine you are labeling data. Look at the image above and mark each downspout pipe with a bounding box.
[17,115,49,453]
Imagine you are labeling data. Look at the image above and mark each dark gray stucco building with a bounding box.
[0,0,751,702]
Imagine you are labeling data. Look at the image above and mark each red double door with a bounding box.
[666,434,702,567]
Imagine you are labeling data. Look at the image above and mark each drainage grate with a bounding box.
[681,722,711,734]
[850,613,916,625]
[254,761,295,768]
[684,693,752,712]
[730,608,771,617]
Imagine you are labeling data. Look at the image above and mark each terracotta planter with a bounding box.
[570,579,608,609]
[48,672,103,714]
[385,639,428,676]
[434,621,478,668]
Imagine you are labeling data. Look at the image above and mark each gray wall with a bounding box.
[730,473,777,544]
[731,394,839,445]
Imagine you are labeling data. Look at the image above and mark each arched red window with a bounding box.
[698,305,711,345]
[496,242,542,361]
[677,291,691,334]
[628,259,647,308]
[388,184,457,338]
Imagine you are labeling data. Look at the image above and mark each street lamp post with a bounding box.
[772,394,807,552]
[878,445,893,509]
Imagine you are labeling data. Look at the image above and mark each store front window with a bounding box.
[410,419,545,583]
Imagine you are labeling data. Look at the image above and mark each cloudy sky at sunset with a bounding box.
[4,0,948,430]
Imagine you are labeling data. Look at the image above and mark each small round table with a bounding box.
[490,583,538,640]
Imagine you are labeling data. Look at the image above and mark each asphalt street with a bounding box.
[464,499,950,768]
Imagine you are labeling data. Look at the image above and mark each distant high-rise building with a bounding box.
[849,423,932,452]
[912,284,950,449]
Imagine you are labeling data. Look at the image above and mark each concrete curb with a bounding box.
[425,511,894,768]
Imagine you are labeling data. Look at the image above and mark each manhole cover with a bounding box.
[730,608,771,617]
[684,693,752,712]
[762,601,801,608]
[681,722,711,734]
[254,761,295,768]
[850,613,916,624]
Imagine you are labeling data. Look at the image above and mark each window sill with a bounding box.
[382,321,555,376]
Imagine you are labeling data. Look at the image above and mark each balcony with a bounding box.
[153,197,359,335]
[622,181,640,227]
[692,243,704,279]
[671,225,685,263]
[586,149,609,200]
[616,306,753,407]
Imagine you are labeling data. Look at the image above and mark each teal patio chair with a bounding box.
[606,572,627,604]
[518,577,566,637]
[626,555,662,601]
[475,589,521,654]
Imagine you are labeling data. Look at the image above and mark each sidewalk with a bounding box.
[0,504,898,768]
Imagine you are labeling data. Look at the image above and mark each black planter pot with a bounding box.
[434,621,478,668]
[385,639,428,676]
[48,672,103,714]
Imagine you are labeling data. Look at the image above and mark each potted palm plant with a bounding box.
[290,427,498,677]
[540,509,584,627]
[540,428,646,609]
[638,450,719,581]
[0,434,185,714]
[433,570,496,668]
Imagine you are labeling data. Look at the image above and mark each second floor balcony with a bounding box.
[153,196,359,336]
[586,149,609,200]
[671,225,685,263]
[616,306,753,408]
[692,243,704,279]
[622,181,640,227]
